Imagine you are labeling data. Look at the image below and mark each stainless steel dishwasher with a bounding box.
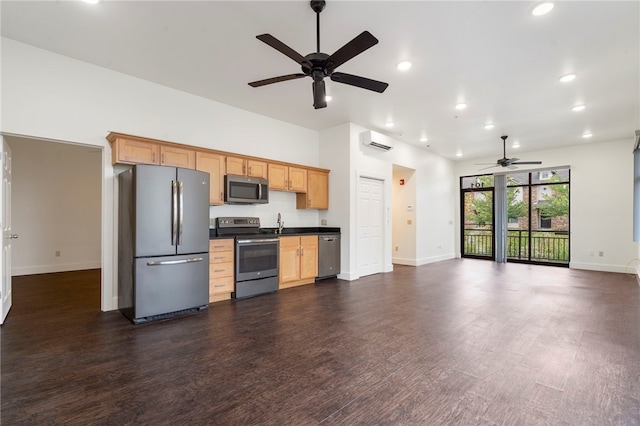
[318,234,340,279]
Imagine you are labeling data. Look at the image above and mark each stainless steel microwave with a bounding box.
[224,174,269,204]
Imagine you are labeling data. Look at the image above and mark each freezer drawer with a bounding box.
[132,253,209,321]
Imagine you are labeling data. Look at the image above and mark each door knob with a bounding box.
[9,234,18,239]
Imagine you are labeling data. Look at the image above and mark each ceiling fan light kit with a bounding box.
[248,0,389,109]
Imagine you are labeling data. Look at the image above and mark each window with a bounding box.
[540,214,552,229]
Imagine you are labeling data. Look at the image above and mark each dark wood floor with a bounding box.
[2,260,640,425]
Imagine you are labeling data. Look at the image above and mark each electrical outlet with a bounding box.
[321,219,327,226]
[599,251,604,257]
[395,246,399,251]
[407,219,412,225]
[55,250,61,257]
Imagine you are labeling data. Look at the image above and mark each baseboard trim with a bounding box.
[12,261,101,276]
[416,253,456,266]
[569,261,628,274]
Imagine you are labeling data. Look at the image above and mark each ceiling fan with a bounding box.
[477,135,543,170]
[248,0,389,109]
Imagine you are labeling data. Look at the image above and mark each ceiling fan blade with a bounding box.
[475,163,497,165]
[256,34,309,66]
[507,165,519,170]
[478,164,499,171]
[330,72,389,93]
[513,161,543,165]
[326,31,379,71]
[312,80,327,109]
[248,73,306,88]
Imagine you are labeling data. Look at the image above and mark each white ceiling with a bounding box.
[2,1,638,161]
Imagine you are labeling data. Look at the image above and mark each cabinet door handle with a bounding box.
[213,256,225,260]
[220,191,223,201]
[214,269,226,273]
[162,153,165,164]
[152,152,156,162]
[301,247,304,256]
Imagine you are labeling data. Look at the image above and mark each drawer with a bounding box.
[210,262,234,278]
[210,239,234,252]
[210,276,234,295]
[210,250,233,263]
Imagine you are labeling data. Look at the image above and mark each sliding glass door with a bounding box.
[461,169,570,265]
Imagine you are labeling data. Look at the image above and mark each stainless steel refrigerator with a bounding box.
[118,164,210,324]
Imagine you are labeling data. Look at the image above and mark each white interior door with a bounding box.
[358,176,384,277]
[1,141,13,324]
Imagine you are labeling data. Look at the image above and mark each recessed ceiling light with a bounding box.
[385,121,395,128]
[582,132,593,138]
[484,123,495,130]
[325,95,332,102]
[572,104,586,112]
[455,103,467,110]
[455,151,463,157]
[532,2,554,16]
[83,0,100,4]
[396,61,412,71]
[559,73,576,83]
[420,136,428,142]
[512,143,521,148]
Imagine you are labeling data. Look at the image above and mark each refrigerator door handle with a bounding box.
[172,180,178,246]
[147,257,204,266]
[178,180,184,245]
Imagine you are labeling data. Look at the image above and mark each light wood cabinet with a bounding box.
[196,151,225,205]
[297,169,329,209]
[279,235,318,289]
[226,156,268,179]
[209,239,235,302]
[268,164,307,192]
[107,132,330,209]
[110,137,160,165]
[160,145,195,169]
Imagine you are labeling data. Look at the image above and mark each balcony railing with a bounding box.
[463,228,569,263]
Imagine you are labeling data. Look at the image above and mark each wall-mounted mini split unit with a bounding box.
[360,130,394,151]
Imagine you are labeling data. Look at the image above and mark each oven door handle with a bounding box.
[236,237,280,244]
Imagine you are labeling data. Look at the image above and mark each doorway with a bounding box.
[4,136,102,321]
[461,175,495,259]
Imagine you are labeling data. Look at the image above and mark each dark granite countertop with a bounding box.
[209,227,340,239]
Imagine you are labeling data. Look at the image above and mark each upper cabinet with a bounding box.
[226,156,268,179]
[297,169,329,210]
[107,132,330,209]
[268,164,307,192]
[108,133,194,168]
[195,151,225,205]
[110,135,160,165]
[160,145,195,169]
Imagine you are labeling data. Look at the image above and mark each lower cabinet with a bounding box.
[209,239,234,302]
[279,235,318,289]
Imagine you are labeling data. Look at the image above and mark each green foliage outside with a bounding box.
[538,175,569,219]
[468,176,526,226]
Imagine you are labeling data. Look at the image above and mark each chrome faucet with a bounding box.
[277,213,284,234]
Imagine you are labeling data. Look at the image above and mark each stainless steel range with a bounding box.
[215,217,279,299]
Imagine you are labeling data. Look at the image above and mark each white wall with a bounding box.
[2,38,321,310]
[10,137,102,275]
[318,124,456,280]
[455,138,636,273]
[392,165,417,265]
